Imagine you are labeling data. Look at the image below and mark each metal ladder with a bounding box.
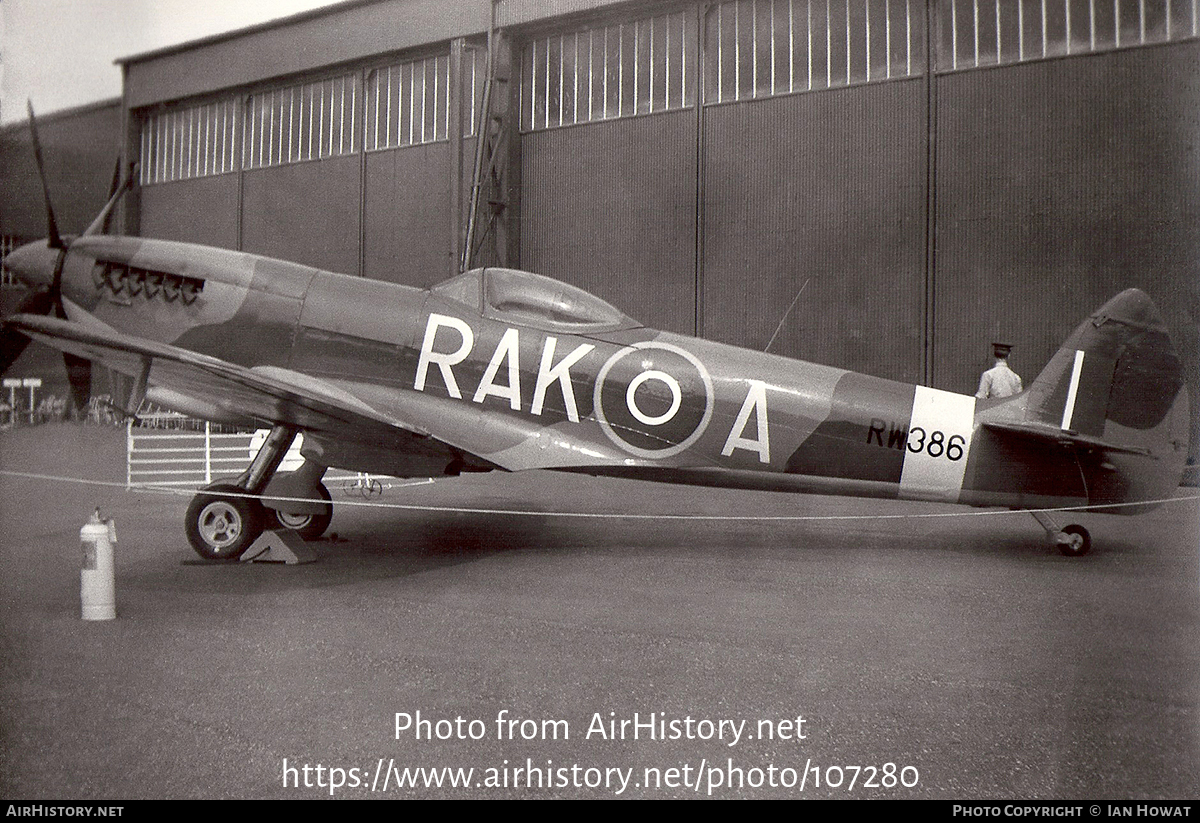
[462,0,513,272]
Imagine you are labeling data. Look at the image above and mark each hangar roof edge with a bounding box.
[115,0,380,66]
[117,0,643,110]
[0,97,122,135]
[116,0,642,67]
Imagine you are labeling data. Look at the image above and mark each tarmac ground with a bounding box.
[1,422,1197,799]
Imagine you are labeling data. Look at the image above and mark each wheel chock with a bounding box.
[240,530,317,565]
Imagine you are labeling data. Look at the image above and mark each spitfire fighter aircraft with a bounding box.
[2,113,1190,560]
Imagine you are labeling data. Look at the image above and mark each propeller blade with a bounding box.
[0,326,35,375]
[14,287,55,317]
[85,158,135,237]
[107,155,122,198]
[0,289,56,375]
[50,253,68,318]
[26,101,65,250]
[12,106,92,413]
[63,352,92,412]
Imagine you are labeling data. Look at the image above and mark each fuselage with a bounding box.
[8,234,1187,513]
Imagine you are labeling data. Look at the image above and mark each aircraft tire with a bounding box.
[269,482,333,541]
[1057,524,1091,557]
[185,483,265,560]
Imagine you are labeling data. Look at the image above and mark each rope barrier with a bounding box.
[1,468,1197,523]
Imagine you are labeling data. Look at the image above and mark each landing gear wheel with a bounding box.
[185,483,265,560]
[1057,524,1091,557]
[269,482,333,541]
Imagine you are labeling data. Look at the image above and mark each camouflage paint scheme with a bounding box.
[4,235,1191,518]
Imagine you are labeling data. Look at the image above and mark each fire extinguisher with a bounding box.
[79,509,116,621]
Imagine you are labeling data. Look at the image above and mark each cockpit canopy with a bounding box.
[431,267,640,333]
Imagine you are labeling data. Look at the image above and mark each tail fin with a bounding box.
[1026,289,1183,435]
[1022,288,1189,505]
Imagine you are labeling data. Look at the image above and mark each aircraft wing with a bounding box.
[9,313,647,475]
[6,313,434,449]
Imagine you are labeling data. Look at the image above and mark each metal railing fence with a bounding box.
[126,415,368,490]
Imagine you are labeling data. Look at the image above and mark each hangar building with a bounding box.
[5,0,1199,454]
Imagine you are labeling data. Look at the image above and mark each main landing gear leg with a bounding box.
[1030,510,1091,557]
[264,459,333,541]
[184,425,298,560]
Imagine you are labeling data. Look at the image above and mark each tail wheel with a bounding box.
[1057,524,1091,557]
[185,483,265,560]
[269,482,333,541]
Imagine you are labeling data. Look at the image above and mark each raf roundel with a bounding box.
[593,341,714,459]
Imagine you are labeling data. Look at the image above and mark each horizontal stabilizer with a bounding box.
[982,420,1152,457]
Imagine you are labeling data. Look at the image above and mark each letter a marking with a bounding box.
[473,328,523,409]
[722,380,771,464]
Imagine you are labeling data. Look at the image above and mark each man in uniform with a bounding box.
[976,342,1023,399]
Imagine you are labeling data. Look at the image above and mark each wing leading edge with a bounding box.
[7,313,430,450]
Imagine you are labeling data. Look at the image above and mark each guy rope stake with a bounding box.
[80,509,116,620]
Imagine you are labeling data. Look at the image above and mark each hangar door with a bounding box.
[136,48,486,287]
[929,5,1200,405]
[518,2,930,381]
[698,0,928,383]
[518,10,700,336]
[137,76,362,275]
[138,99,242,251]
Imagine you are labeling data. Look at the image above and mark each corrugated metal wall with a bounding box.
[933,41,1200,424]
[520,112,699,335]
[241,156,362,274]
[140,176,239,248]
[701,79,927,382]
[364,143,451,286]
